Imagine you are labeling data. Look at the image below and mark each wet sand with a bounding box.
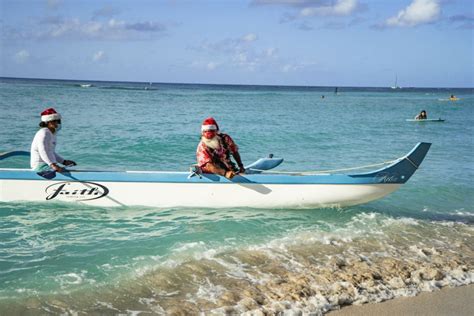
[329,284,474,316]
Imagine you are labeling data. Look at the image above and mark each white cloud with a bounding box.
[93,50,106,62]
[252,0,322,6]
[192,33,260,56]
[281,61,318,72]
[207,62,219,70]
[47,18,79,37]
[264,47,277,58]
[385,0,441,27]
[14,50,30,63]
[108,18,126,29]
[300,0,358,17]
[241,33,258,42]
[235,52,248,63]
[83,21,103,35]
[253,0,359,18]
[191,61,221,71]
[282,64,297,72]
[6,17,167,41]
[192,35,280,72]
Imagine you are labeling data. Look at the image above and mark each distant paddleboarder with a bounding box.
[196,117,245,179]
[30,108,76,172]
[414,110,427,120]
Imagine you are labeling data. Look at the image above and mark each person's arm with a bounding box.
[223,134,245,173]
[205,162,235,179]
[55,153,65,165]
[233,151,245,173]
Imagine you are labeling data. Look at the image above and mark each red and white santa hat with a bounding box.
[201,117,219,132]
[41,108,61,122]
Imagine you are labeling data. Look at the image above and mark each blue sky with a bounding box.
[1,0,472,87]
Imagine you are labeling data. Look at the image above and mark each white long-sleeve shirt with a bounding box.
[30,128,64,169]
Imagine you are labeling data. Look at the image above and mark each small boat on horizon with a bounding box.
[391,75,401,89]
[79,84,92,88]
[0,143,431,208]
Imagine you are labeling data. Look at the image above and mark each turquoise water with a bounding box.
[0,78,473,314]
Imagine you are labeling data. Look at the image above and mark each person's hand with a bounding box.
[224,170,236,179]
[63,160,77,167]
[50,163,64,172]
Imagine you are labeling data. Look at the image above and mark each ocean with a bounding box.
[0,77,473,314]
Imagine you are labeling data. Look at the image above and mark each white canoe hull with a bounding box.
[0,143,431,208]
[0,179,400,208]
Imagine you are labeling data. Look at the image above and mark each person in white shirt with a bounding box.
[30,107,76,172]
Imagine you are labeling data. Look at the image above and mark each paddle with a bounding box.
[37,169,58,179]
[35,163,74,179]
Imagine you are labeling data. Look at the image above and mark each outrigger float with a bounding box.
[0,143,431,208]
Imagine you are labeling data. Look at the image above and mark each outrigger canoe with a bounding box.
[0,143,431,208]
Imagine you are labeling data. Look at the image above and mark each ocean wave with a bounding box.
[1,214,472,314]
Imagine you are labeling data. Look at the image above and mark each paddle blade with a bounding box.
[37,170,56,179]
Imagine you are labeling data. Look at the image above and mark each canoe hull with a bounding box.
[0,179,401,208]
[0,142,431,208]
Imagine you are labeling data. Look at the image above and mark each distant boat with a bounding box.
[80,84,92,88]
[391,75,401,89]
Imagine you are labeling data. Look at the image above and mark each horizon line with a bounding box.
[0,76,472,90]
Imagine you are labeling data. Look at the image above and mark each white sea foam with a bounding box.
[194,278,227,304]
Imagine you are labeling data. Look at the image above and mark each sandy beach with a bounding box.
[329,284,474,316]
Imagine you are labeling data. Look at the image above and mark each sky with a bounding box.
[0,0,473,87]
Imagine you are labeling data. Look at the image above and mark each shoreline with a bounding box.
[329,284,474,316]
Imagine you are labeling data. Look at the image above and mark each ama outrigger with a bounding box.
[0,143,431,208]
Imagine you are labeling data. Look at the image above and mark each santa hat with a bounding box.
[41,108,61,122]
[201,117,219,132]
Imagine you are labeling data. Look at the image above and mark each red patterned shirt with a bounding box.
[196,133,239,172]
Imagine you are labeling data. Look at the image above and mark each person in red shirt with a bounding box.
[196,117,245,179]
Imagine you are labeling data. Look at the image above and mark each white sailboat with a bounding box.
[391,75,401,89]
